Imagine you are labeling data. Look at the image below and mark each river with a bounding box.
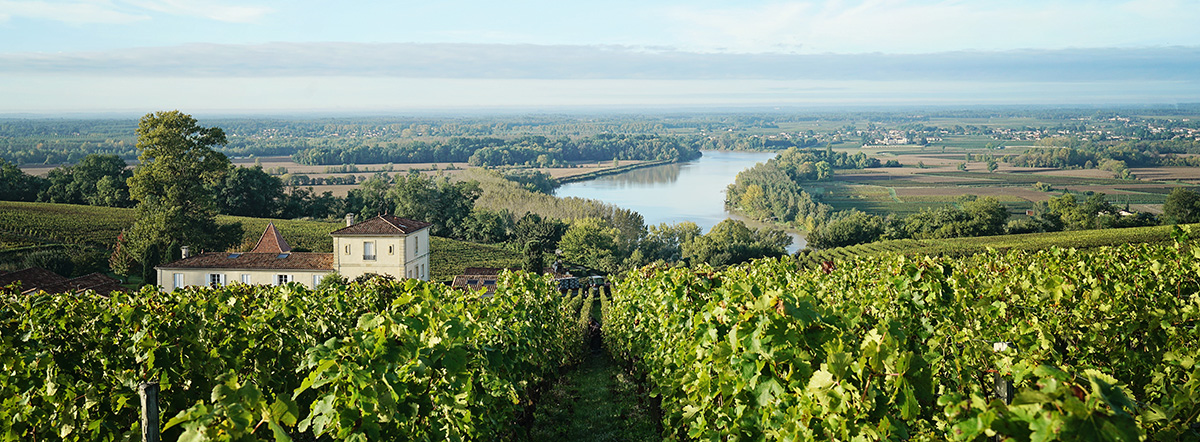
[555,150,807,252]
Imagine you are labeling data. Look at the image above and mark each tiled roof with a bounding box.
[451,275,499,296]
[32,273,127,295]
[460,267,511,276]
[249,223,292,254]
[460,267,572,278]
[451,275,499,288]
[157,252,334,271]
[0,267,67,289]
[0,267,127,295]
[331,214,431,236]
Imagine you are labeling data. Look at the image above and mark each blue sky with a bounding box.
[2,0,1199,112]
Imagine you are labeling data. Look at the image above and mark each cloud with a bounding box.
[660,0,1200,53]
[123,0,271,23]
[0,0,269,25]
[1,42,1197,83]
[0,0,149,24]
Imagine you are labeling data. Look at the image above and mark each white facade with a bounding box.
[163,268,333,290]
[156,215,433,290]
[332,227,430,281]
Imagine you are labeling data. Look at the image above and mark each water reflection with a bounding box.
[591,162,683,187]
[556,150,807,252]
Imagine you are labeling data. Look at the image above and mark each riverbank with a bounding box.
[554,159,675,185]
[555,150,808,251]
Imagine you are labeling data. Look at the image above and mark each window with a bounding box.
[421,264,426,279]
[407,269,413,278]
[173,273,184,289]
[388,245,394,255]
[363,241,375,260]
[208,273,225,287]
[241,274,252,284]
[415,238,419,254]
[344,244,350,255]
[313,274,322,287]
[276,274,292,286]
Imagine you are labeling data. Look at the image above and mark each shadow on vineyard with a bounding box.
[527,301,660,442]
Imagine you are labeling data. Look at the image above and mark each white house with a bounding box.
[155,214,431,290]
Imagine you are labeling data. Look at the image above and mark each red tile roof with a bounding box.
[331,214,431,235]
[249,223,292,254]
[0,267,127,295]
[157,252,334,271]
[0,267,67,289]
[32,272,128,295]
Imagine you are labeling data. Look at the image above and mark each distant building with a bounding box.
[0,267,127,295]
[155,214,432,290]
[451,266,576,296]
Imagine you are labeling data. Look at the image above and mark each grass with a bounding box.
[527,302,659,442]
[0,200,522,283]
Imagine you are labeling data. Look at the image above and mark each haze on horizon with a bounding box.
[1,0,1198,113]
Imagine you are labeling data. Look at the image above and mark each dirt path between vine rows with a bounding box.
[526,303,659,442]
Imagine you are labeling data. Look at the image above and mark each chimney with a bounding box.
[181,246,191,259]
[346,213,356,227]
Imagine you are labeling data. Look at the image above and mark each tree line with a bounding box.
[806,190,1200,249]
[289,134,702,167]
[1007,137,1200,178]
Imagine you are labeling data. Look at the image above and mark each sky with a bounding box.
[1,0,1199,113]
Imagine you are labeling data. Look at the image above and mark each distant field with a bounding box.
[0,201,520,282]
[811,142,1200,217]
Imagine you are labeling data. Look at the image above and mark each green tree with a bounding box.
[558,217,621,273]
[0,158,48,201]
[388,173,482,238]
[522,241,544,274]
[1163,187,1200,224]
[210,165,285,218]
[682,219,789,267]
[512,212,567,253]
[39,154,132,207]
[807,210,885,249]
[460,209,513,243]
[640,221,702,263]
[963,196,1009,236]
[345,174,392,218]
[116,111,243,283]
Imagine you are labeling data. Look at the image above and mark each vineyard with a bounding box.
[605,229,1200,440]
[5,196,1200,440]
[798,223,1200,268]
[0,272,588,441]
[0,201,522,281]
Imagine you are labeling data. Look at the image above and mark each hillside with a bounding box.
[800,222,1200,265]
[0,201,521,282]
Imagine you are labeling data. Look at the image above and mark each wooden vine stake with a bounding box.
[139,382,160,442]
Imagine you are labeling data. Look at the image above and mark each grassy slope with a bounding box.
[0,201,520,282]
[803,222,1200,265]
